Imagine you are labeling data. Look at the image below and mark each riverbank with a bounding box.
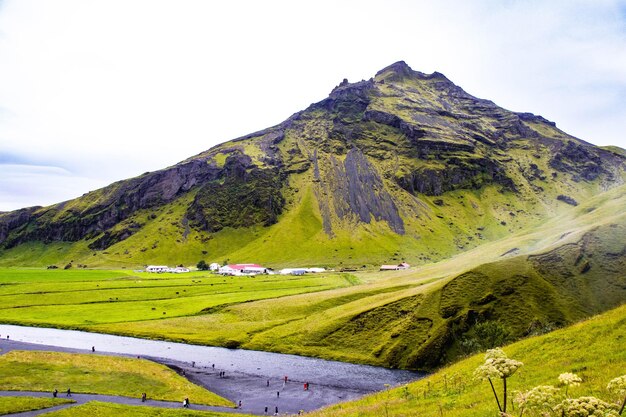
[0,334,419,415]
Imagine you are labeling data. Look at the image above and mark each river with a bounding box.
[0,324,424,414]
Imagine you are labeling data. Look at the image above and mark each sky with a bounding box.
[0,0,625,211]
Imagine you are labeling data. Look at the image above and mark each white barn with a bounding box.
[146,265,169,273]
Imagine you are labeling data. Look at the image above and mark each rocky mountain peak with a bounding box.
[375,60,414,78]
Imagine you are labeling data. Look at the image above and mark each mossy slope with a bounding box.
[308,303,626,417]
[0,62,624,268]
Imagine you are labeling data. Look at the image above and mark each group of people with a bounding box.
[52,388,71,397]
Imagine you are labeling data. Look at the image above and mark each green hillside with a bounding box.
[0,61,624,269]
[308,303,626,417]
[1,184,623,369]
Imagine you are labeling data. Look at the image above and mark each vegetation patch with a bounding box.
[0,351,231,407]
[308,304,626,417]
[0,396,74,415]
[36,401,250,417]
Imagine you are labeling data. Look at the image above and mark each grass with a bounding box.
[36,401,253,417]
[0,396,74,415]
[0,186,623,369]
[0,270,351,327]
[0,185,624,368]
[0,351,232,407]
[308,303,626,417]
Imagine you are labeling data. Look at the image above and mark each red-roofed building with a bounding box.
[218,263,269,275]
[380,262,410,271]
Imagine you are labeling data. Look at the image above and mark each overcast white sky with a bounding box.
[1,0,625,211]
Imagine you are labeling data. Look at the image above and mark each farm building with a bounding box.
[279,267,326,275]
[219,263,270,276]
[145,265,190,273]
[379,262,410,271]
[279,268,307,275]
[209,262,220,271]
[146,265,169,273]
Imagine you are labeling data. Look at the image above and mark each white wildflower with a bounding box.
[607,375,626,396]
[514,385,561,412]
[474,349,523,380]
[559,372,583,387]
[554,396,619,417]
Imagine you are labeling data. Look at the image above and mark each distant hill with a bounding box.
[0,61,624,268]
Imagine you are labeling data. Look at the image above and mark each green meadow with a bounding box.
[0,185,623,369]
[0,269,354,327]
[0,351,231,407]
[37,401,251,417]
[0,396,74,415]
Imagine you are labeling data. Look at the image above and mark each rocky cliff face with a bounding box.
[0,61,624,264]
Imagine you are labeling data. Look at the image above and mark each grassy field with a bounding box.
[0,351,231,407]
[0,185,623,369]
[36,401,253,417]
[308,303,626,417]
[0,396,74,415]
[0,269,354,327]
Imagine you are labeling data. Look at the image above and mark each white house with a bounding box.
[209,262,220,271]
[380,262,410,271]
[146,265,169,273]
[279,268,307,275]
[279,267,326,275]
[219,264,269,276]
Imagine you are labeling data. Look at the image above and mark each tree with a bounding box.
[196,260,208,271]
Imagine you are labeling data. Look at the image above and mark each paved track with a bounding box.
[0,390,245,416]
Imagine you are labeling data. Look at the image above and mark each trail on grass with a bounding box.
[0,391,243,416]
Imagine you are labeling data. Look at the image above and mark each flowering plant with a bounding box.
[474,348,523,414]
[607,375,626,415]
[554,396,619,417]
[559,373,583,397]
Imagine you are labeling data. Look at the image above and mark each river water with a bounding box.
[0,324,422,393]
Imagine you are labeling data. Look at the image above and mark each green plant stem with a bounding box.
[488,377,503,412]
[619,395,625,415]
[503,377,507,413]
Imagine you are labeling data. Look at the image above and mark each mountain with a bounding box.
[0,61,624,267]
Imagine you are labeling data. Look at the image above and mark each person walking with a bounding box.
[141,393,146,402]
[264,406,268,415]
[66,388,71,397]
[274,405,279,416]
[52,389,58,398]
[267,379,270,387]
[276,391,280,398]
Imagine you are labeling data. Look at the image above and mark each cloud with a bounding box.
[0,163,108,211]
[0,0,625,210]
